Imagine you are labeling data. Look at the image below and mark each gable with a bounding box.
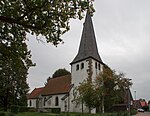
[28,87,44,99]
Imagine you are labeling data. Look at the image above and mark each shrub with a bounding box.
[130,109,137,115]
[19,106,27,112]
[142,106,149,111]
[10,105,19,114]
[27,107,36,112]
[7,112,14,116]
[0,111,5,116]
[51,108,61,114]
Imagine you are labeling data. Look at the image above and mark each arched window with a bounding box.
[29,100,32,106]
[95,62,97,69]
[44,97,46,106]
[55,96,59,106]
[76,64,79,71]
[98,63,101,70]
[81,63,84,69]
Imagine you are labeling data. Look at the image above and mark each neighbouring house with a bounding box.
[133,99,148,109]
[112,89,133,112]
[148,100,150,111]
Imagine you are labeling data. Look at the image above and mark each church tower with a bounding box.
[70,12,104,88]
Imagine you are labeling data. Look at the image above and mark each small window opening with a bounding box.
[76,64,79,71]
[98,64,101,70]
[81,63,84,69]
[95,62,97,69]
[29,100,32,106]
[55,96,59,106]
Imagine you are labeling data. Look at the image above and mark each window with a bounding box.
[98,63,101,70]
[55,96,59,106]
[95,62,97,69]
[76,64,79,71]
[81,63,84,69]
[44,97,46,106]
[29,100,32,106]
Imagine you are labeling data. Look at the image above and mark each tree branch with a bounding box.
[0,16,37,29]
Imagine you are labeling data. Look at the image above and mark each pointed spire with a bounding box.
[71,12,103,64]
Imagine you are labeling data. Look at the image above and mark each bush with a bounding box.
[27,107,36,112]
[130,109,137,115]
[19,106,27,112]
[0,111,5,116]
[10,105,19,114]
[142,106,149,111]
[7,112,14,116]
[50,108,61,114]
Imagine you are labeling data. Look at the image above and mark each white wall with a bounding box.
[27,99,37,108]
[42,94,69,112]
[70,58,103,113]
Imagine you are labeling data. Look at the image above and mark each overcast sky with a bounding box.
[27,0,150,101]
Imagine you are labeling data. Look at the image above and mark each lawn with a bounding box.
[14,112,101,116]
[15,112,57,116]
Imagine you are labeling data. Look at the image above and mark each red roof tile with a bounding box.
[140,101,148,107]
[28,87,44,99]
[41,75,71,96]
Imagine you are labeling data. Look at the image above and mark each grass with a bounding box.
[14,112,104,116]
[15,112,56,116]
[14,112,128,116]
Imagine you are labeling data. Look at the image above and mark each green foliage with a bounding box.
[27,107,36,112]
[51,108,61,114]
[0,0,94,111]
[52,68,71,78]
[0,0,94,45]
[76,65,133,113]
[77,78,96,112]
[130,109,137,115]
[19,106,27,112]
[142,106,149,111]
[0,111,5,116]
[10,105,19,114]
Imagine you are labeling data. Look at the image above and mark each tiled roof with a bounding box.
[41,75,72,96]
[71,12,103,64]
[140,101,148,107]
[28,87,44,99]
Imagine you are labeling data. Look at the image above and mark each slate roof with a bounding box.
[41,75,72,96]
[28,87,44,99]
[71,12,103,64]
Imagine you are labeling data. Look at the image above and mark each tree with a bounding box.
[77,64,133,113]
[77,77,96,113]
[95,65,115,113]
[52,68,71,78]
[0,40,33,110]
[0,0,94,111]
[0,0,95,45]
[95,66,132,112]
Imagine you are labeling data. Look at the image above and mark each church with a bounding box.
[27,12,104,113]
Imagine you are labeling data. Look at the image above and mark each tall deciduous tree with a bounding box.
[0,0,94,111]
[77,78,96,113]
[0,0,94,45]
[0,38,33,110]
[76,65,133,113]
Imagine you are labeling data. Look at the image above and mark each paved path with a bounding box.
[134,112,150,116]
